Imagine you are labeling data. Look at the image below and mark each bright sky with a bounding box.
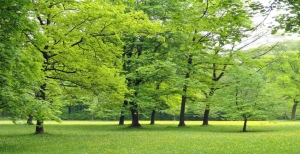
[237,0,300,50]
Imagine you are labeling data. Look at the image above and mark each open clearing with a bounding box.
[1,121,300,154]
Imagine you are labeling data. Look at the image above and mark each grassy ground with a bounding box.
[1,120,300,154]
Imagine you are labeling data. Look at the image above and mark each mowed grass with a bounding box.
[1,121,300,154]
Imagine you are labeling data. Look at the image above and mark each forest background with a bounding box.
[1,0,300,133]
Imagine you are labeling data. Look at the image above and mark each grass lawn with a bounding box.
[1,120,300,154]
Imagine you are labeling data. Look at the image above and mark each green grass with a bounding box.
[1,120,300,154]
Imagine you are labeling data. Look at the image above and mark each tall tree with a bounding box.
[118,0,175,127]
[263,51,300,120]
[25,0,156,133]
[130,0,258,126]
[212,65,277,132]
[164,0,254,126]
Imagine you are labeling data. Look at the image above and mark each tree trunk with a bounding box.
[34,83,46,134]
[119,115,125,125]
[291,99,298,120]
[27,114,34,125]
[178,56,192,127]
[150,84,160,125]
[243,117,247,132]
[178,93,187,126]
[35,120,44,134]
[202,105,210,125]
[150,109,156,125]
[68,106,72,114]
[119,101,128,125]
[130,109,141,127]
[130,102,141,127]
[202,87,216,126]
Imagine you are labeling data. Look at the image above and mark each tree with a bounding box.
[238,41,295,120]
[213,65,277,132]
[263,51,300,120]
[118,0,176,127]
[272,0,300,34]
[164,0,254,126]
[130,0,259,127]
[25,0,156,133]
[120,31,171,127]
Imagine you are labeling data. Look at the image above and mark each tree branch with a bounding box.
[251,42,279,59]
[199,0,209,19]
[37,16,44,25]
[71,37,83,47]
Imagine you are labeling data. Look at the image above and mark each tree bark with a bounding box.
[178,93,187,127]
[202,88,215,125]
[130,102,141,127]
[27,114,34,125]
[150,109,156,125]
[202,105,210,125]
[178,55,192,127]
[34,83,46,134]
[119,100,128,125]
[150,84,160,125]
[35,120,44,134]
[291,99,298,120]
[243,117,247,132]
[119,115,125,125]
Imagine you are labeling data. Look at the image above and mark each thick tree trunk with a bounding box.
[202,105,210,125]
[243,117,247,132]
[291,99,298,120]
[130,102,141,127]
[150,109,156,125]
[27,114,34,125]
[130,109,141,127]
[35,120,44,134]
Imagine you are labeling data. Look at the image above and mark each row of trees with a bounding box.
[1,0,300,133]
